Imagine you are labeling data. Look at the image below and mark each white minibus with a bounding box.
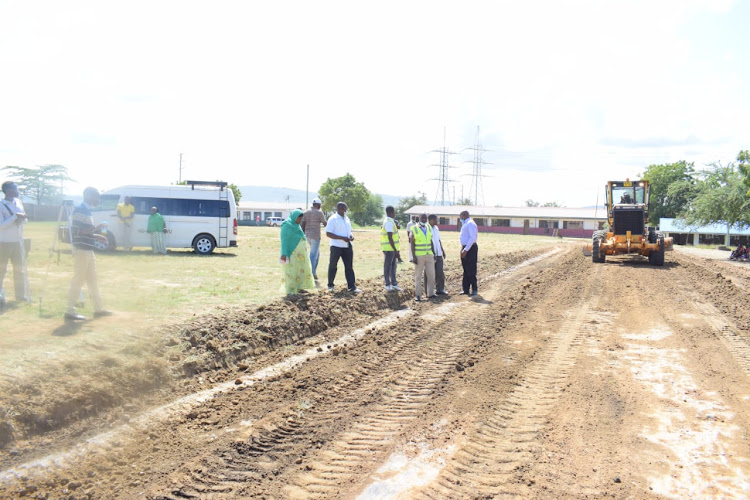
[91,180,238,254]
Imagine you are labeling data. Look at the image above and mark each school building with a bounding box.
[237,202,304,225]
[404,205,607,238]
[660,218,750,246]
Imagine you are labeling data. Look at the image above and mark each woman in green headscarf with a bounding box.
[279,209,315,295]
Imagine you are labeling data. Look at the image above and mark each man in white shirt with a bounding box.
[0,181,30,306]
[428,214,448,295]
[325,202,361,294]
[459,210,478,296]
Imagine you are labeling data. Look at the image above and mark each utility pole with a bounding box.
[429,127,457,206]
[306,164,309,208]
[179,153,183,183]
[464,126,491,206]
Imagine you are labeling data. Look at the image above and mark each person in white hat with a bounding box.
[301,197,327,281]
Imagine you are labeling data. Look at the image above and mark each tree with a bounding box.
[457,197,474,205]
[639,160,696,225]
[542,201,563,207]
[2,164,73,205]
[318,173,370,214]
[228,183,242,204]
[681,162,750,246]
[738,150,750,195]
[525,199,540,207]
[394,192,427,223]
[350,193,383,227]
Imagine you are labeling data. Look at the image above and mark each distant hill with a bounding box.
[238,185,401,208]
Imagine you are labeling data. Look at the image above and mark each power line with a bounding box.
[463,126,491,206]
[428,127,458,206]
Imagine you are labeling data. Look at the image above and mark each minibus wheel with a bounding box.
[193,234,216,255]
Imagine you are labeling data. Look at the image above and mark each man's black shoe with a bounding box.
[469,291,478,296]
[64,312,87,321]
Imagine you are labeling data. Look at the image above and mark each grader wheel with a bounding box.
[592,231,606,263]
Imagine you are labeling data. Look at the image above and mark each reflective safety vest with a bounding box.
[411,224,433,256]
[380,217,400,251]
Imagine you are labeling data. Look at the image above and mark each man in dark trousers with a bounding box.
[459,210,478,296]
[325,202,361,294]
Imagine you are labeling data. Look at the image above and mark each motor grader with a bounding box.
[583,179,673,265]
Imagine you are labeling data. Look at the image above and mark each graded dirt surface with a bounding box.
[3,244,750,499]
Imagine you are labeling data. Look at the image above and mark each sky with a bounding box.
[1,0,748,208]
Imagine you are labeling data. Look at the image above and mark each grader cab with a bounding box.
[583,179,673,265]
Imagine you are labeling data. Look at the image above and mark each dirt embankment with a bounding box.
[0,247,554,465]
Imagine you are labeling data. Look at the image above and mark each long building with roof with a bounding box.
[660,218,750,246]
[404,205,606,238]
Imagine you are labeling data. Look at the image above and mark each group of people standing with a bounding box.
[393,209,478,301]
[0,180,171,318]
[278,199,479,300]
[115,196,168,254]
[279,198,362,295]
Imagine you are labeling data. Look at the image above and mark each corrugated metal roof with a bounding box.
[404,205,605,220]
[660,218,750,235]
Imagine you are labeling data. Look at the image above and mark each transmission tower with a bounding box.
[429,127,458,206]
[464,126,491,206]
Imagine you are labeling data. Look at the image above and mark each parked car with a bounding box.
[266,217,284,227]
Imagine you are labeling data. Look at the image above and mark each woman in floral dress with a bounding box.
[280,209,315,295]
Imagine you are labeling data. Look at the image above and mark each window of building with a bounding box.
[253,211,262,220]
[439,217,449,225]
[563,220,583,229]
[274,212,282,218]
[538,220,559,229]
[264,212,272,220]
[491,218,510,227]
[474,218,486,226]
[242,212,252,221]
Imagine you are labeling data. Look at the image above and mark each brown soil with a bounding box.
[2,245,750,499]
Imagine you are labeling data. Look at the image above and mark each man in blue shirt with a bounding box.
[65,187,112,320]
[459,210,478,296]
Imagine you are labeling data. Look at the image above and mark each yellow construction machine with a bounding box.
[583,179,673,265]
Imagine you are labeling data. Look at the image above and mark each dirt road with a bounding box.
[2,245,750,498]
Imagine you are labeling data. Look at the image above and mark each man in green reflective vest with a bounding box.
[410,213,436,301]
[381,205,402,292]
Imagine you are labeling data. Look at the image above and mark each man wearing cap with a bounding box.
[301,197,327,281]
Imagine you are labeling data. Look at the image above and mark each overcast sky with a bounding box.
[1,0,748,207]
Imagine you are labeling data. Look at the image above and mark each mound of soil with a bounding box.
[0,246,555,457]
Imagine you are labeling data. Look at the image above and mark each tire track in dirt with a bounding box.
[411,263,607,498]
[691,301,750,376]
[150,249,565,500]
[284,314,475,498]
[152,315,438,499]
